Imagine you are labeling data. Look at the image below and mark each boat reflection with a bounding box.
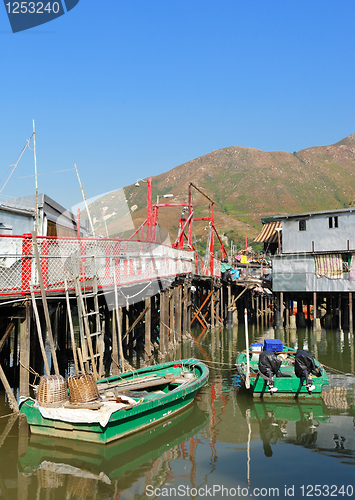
[238,391,355,464]
[17,402,208,498]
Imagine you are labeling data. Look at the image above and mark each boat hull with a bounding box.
[236,347,329,398]
[19,359,209,444]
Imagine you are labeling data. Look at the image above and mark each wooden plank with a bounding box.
[98,375,178,393]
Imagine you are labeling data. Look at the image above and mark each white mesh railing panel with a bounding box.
[0,236,196,296]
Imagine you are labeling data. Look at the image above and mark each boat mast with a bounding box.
[244,308,250,389]
[74,162,95,237]
[33,119,39,233]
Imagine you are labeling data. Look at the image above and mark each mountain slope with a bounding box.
[83,134,355,249]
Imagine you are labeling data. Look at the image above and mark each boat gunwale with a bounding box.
[19,358,210,443]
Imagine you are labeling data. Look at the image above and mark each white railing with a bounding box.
[0,234,218,297]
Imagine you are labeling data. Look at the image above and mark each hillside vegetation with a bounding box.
[83,134,355,251]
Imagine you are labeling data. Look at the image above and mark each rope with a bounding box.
[19,361,40,386]
[194,339,241,356]
[118,281,152,301]
[188,357,238,370]
[320,362,355,377]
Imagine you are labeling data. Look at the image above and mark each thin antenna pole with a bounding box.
[33,119,39,234]
[0,136,32,195]
[74,163,95,237]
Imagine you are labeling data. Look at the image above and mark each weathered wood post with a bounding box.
[314,292,321,330]
[183,281,188,334]
[175,285,181,341]
[111,308,119,376]
[145,297,152,364]
[160,290,166,353]
[19,302,31,399]
[349,292,353,334]
[170,288,175,343]
[338,293,343,332]
[285,293,289,329]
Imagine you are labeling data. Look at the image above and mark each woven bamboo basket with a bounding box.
[67,372,100,403]
[36,375,68,408]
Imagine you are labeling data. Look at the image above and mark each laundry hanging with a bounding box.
[315,254,343,279]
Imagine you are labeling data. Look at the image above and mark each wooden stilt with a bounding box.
[220,285,224,324]
[145,297,151,364]
[160,291,166,353]
[186,285,191,335]
[114,277,125,373]
[285,294,289,329]
[175,286,181,341]
[211,283,215,327]
[280,292,284,327]
[170,288,175,343]
[111,308,119,376]
[19,303,31,399]
[350,292,353,334]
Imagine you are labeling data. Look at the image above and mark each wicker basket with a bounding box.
[67,372,100,404]
[36,375,68,408]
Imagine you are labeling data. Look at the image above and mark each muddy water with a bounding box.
[0,325,354,499]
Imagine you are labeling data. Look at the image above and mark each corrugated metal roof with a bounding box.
[262,207,355,223]
[254,221,282,243]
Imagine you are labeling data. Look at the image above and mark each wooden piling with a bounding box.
[175,286,181,340]
[160,291,166,353]
[349,292,353,334]
[170,289,175,343]
[111,308,119,376]
[19,303,31,399]
[145,297,151,364]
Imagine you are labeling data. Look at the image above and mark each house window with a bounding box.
[299,220,306,231]
[328,216,338,229]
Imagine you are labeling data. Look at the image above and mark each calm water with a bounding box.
[1,325,355,499]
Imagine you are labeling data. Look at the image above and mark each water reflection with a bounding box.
[15,403,208,498]
[0,325,354,498]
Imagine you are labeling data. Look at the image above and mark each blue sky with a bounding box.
[1,0,354,212]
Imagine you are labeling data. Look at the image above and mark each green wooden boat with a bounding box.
[18,403,208,485]
[19,358,209,444]
[236,344,329,398]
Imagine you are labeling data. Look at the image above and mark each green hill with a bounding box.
[82,134,355,252]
